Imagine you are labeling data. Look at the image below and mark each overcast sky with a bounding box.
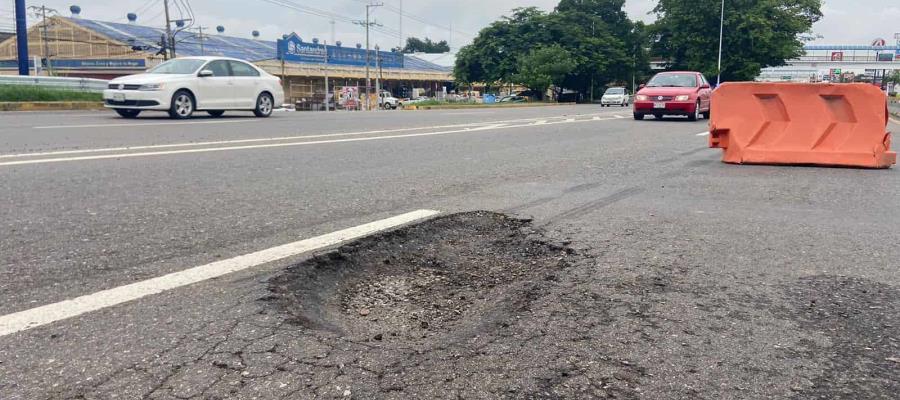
[4,0,899,50]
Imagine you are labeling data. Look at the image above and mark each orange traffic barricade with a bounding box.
[709,83,896,168]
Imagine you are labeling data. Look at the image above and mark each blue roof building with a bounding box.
[0,15,454,101]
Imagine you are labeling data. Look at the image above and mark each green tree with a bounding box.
[453,2,643,100]
[513,45,577,100]
[402,37,450,53]
[651,0,822,82]
[454,7,549,86]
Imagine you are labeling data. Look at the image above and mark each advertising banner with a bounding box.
[0,59,146,70]
[277,33,403,68]
[338,86,359,110]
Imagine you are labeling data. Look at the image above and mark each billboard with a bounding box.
[877,52,895,62]
[276,33,403,68]
[0,59,146,70]
[830,52,843,61]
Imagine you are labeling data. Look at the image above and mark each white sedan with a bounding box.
[601,87,630,107]
[103,56,285,119]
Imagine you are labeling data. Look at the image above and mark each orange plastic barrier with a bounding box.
[709,83,896,168]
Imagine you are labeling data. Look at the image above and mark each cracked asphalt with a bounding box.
[1,106,898,399]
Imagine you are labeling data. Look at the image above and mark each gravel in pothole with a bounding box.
[266,211,576,342]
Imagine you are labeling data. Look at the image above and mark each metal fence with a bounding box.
[0,75,109,93]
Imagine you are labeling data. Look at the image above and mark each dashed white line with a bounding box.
[4,114,614,160]
[0,117,621,167]
[696,131,710,136]
[0,209,440,337]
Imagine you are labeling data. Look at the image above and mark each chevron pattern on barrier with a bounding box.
[709,83,896,169]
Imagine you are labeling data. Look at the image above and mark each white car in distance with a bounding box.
[103,56,285,119]
[601,87,630,107]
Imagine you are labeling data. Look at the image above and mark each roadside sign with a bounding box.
[831,68,842,75]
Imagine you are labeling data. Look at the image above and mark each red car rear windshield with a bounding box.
[647,73,697,88]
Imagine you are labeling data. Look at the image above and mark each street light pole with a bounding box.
[716,0,725,86]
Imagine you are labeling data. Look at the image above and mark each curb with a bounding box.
[401,102,576,111]
[0,101,106,112]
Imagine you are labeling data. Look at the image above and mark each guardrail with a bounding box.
[0,75,109,93]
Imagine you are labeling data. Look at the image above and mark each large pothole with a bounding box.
[267,211,576,342]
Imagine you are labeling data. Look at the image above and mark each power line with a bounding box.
[351,0,471,40]
[257,0,401,40]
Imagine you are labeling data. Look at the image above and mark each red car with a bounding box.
[633,71,712,121]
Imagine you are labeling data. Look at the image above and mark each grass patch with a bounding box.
[0,85,102,102]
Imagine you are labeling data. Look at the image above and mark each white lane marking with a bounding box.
[614,115,626,119]
[0,209,440,337]
[889,116,900,126]
[30,111,611,131]
[696,131,710,136]
[33,119,262,130]
[0,117,620,167]
[534,120,548,125]
[8,114,615,160]
[441,111,496,116]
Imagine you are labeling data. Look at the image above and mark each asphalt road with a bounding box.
[0,105,898,399]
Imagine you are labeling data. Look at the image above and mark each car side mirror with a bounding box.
[639,84,646,89]
[198,70,213,77]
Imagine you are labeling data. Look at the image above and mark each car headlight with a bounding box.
[635,95,649,101]
[675,95,691,101]
[138,83,164,91]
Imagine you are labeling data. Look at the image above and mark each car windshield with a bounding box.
[147,59,206,74]
[605,88,625,94]
[647,74,697,88]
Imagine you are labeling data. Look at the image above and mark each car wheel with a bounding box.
[169,90,195,119]
[687,101,700,121]
[207,110,225,117]
[115,109,141,119]
[633,113,644,120]
[253,92,274,117]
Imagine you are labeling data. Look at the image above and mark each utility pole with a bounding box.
[29,5,57,76]
[716,0,725,86]
[330,20,335,45]
[375,45,381,109]
[195,26,207,56]
[354,2,382,111]
[398,0,403,49]
[324,40,330,112]
[163,0,175,58]
[14,0,29,75]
